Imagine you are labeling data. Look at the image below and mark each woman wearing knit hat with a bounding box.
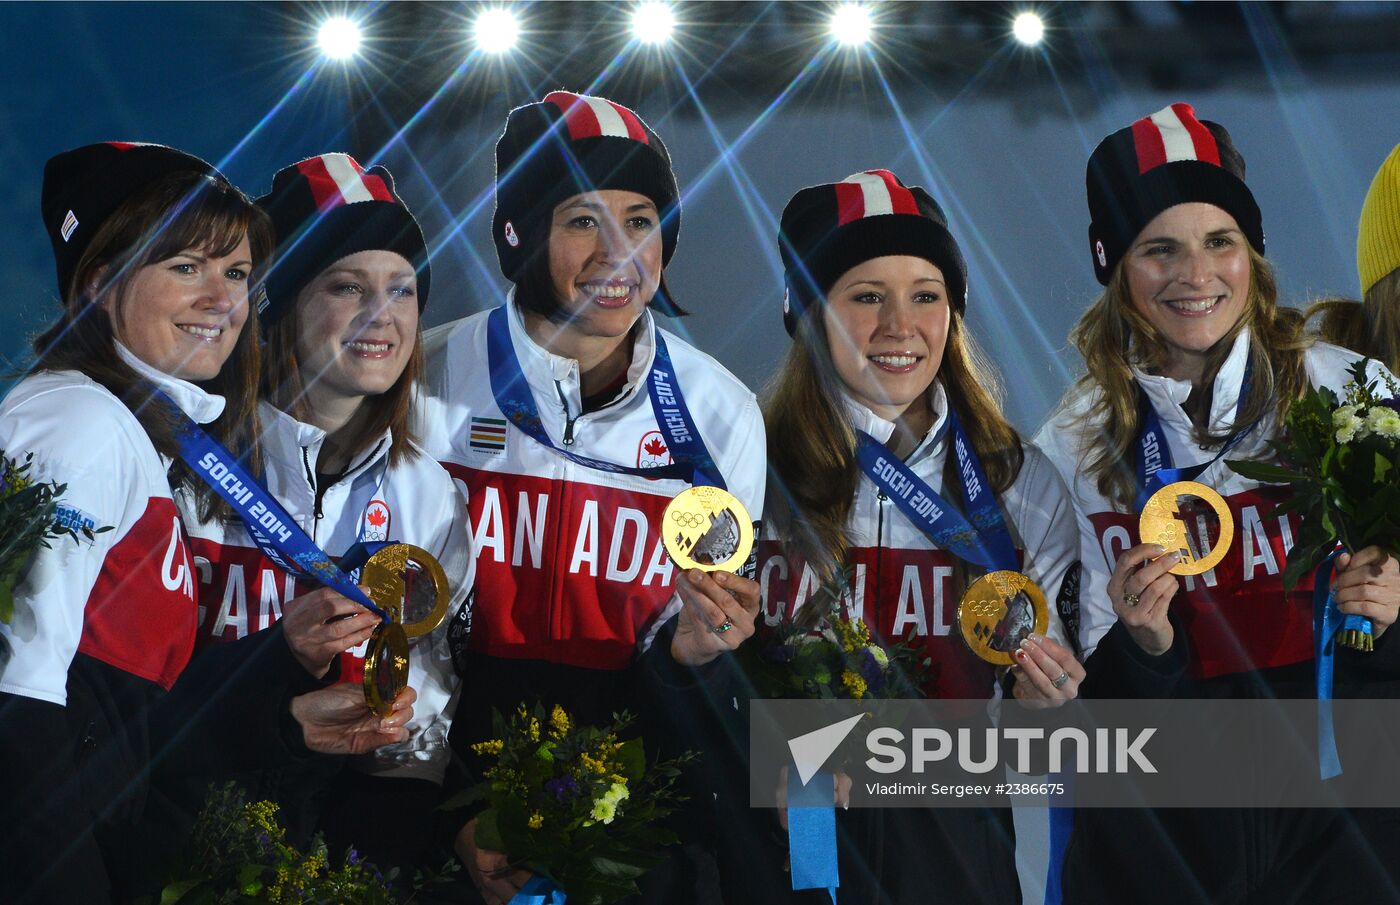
[419,92,766,904]
[0,143,416,904]
[1035,103,1400,903]
[168,152,474,877]
[1310,142,1400,372]
[759,168,1083,904]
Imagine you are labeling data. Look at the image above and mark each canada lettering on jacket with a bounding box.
[191,543,299,641]
[471,484,676,586]
[759,552,955,638]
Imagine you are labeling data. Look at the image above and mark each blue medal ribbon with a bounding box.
[486,306,724,489]
[509,875,568,905]
[787,769,839,904]
[854,407,1017,573]
[161,394,391,623]
[1132,359,1257,511]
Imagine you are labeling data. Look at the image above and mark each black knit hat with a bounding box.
[493,91,681,315]
[256,153,430,325]
[41,141,220,298]
[1087,102,1263,285]
[778,169,968,336]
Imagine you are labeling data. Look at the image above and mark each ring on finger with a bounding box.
[1051,670,1071,689]
[711,620,735,635]
[1122,591,1141,607]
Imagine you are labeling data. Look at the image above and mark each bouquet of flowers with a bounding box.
[145,783,446,905]
[1228,359,1400,650]
[462,705,695,905]
[0,450,108,623]
[740,568,929,700]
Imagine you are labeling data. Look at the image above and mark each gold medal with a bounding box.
[359,543,451,715]
[363,622,409,718]
[661,486,754,573]
[1138,480,1234,576]
[956,570,1049,666]
[360,543,451,639]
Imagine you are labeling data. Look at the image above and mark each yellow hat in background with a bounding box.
[1358,142,1400,294]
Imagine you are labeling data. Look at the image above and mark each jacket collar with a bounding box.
[1131,328,1251,434]
[840,381,950,466]
[506,291,658,408]
[258,401,392,483]
[115,342,226,425]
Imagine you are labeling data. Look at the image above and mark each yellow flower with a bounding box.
[609,773,627,785]
[472,739,505,756]
[528,811,544,830]
[529,718,541,742]
[841,669,867,699]
[549,705,571,738]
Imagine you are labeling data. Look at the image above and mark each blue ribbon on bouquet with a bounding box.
[787,769,839,903]
[160,393,391,623]
[1312,549,1347,781]
[510,875,567,905]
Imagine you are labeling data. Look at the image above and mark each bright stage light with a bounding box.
[474,8,521,54]
[316,16,362,60]
[1012,12,1045,47]
[632,2,675,45]
[829,4,874,47]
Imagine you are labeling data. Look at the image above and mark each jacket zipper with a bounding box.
[555,380,578,446]
[300,448,323,535]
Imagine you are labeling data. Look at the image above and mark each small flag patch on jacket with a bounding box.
[470,417,507,453]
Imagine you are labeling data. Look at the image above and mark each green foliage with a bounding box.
[141,783,457,905]
[0,450,112,623]
[737,566,929,701]
[1227,359,1400,591]
[460,705,695,905]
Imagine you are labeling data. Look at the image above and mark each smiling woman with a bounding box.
[1034,102,1400,905]
[165,152,475,877]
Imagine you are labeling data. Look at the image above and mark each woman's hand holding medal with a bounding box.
[671,568,762,666]
[280,587,379,679]
[1011,634,1086,706]
[288,683,416,755]
[1332,547,1400,641]
[1108,543,1181,656]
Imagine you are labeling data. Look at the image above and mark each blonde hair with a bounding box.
[1065,245,1310,511]
[763,304,1024,612]
[1305,267,1400,374]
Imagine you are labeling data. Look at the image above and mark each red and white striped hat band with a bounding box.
[543,91,650,145]
[833,170,922,226]
[295,153,396,211]
[1130,103,1221,175]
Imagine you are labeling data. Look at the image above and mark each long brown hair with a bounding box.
[1065,245,1310,512]
[31,170,270,521]
[763,302,1024,618]
[1305,267,1400,374]
[260,286,423,469]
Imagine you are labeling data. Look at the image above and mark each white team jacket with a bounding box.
[178,401,474,783]
[418,299,766,670]
[0,346,208,705]
[760,384,1076,699]
[1035,330,1392,678]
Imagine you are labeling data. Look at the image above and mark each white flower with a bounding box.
[603,781,630,805]
[590,797,617,824]
[1365,405,1400,440]
[1334,404,1365,443]
[865,646,889,668]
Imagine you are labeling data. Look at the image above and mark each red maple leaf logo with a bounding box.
[644,437,668,457]
[367,508,387,528]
